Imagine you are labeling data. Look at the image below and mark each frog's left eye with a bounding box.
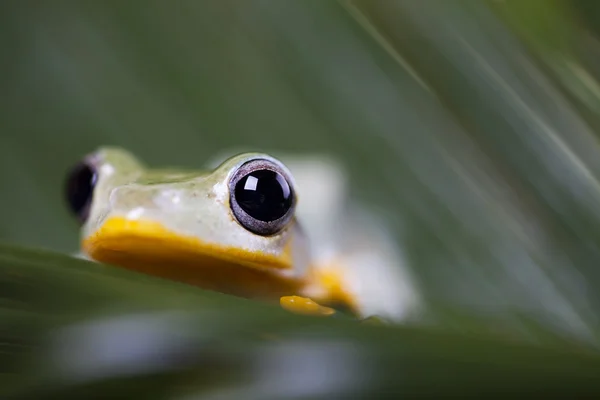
[229,158,296,236]
[64,160,98,223]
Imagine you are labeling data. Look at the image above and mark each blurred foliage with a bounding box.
[3,0,600,396]
[3,244,600,399]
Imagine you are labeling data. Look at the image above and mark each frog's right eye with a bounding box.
[229,157,296,236]
[65,161,98,223]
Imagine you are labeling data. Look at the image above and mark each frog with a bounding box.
[64,147,419,321]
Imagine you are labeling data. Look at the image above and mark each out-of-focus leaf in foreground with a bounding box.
[3,243,600,399]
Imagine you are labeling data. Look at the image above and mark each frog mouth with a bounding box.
[82,216,301,299]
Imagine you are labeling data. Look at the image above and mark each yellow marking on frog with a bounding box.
[280,296,336,316]
[84,217,359,318]
[83,216,303,300]
[310,264,360,314]
[280,264,360,317]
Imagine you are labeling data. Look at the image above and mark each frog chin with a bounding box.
[82,216,303,300]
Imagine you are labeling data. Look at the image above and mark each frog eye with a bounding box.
[64,160,98,223]
[229,158,296,236]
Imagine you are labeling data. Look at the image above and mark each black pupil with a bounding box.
[65,162,96,220]
[234,169,292,222]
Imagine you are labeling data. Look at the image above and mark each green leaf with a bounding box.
[2,244,600,399]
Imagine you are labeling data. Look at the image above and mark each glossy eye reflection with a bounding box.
[229,159,296,236]
[235,170,292,222]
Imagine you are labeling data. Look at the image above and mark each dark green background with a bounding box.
[5,1,600,397]
[3,0,600,378]
[4,0,600,339]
